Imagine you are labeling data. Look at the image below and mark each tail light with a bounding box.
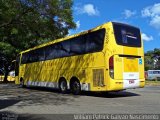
[109,56,114,79]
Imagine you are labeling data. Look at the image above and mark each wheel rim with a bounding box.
[73,81,80,92]
[60,81,67,91]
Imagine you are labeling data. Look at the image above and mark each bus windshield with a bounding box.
[113,22,141,47]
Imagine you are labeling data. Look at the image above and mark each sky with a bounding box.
[69,0,160,52]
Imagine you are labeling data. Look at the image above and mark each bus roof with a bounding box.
[19,21,139,54]
[112,22,140,30]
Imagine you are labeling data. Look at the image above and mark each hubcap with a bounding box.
[60,81,66,91]
[73,82,79,91]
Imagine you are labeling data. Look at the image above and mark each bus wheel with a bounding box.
[20,78,24,88]
[71,80,81,95]
[59,80,68,93]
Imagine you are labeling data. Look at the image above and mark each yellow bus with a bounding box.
[0,72,15,82]
[7,71,15,81]
[15,22,145,94]
[0,75,4,81]
[0,60,16,82]
[0,68,4,81]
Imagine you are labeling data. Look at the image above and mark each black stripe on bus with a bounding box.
[119,55,141,58]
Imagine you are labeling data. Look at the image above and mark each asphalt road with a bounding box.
[0,83,160,120]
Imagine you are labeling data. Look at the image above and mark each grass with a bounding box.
[145,79,160,86]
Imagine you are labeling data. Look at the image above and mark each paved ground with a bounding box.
[0,83,160,119]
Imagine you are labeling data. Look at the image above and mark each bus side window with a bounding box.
[70,36,85,55]
[86,29,105,53]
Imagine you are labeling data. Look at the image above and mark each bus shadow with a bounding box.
[80,90,140,98]
[15,86,75,107]
[25,86,140,98]
[0,99,20,110]
[26,86,62,94]
[18,115,45,120]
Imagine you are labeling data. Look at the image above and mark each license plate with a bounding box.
[129,80,135,84]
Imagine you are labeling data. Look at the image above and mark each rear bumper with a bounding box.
[107,78,145,91]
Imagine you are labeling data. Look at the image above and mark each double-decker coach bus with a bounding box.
[15,22,145,94]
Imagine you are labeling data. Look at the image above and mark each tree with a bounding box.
[144,48,160,70]
[0,0,76,82]
[151,48,160,69]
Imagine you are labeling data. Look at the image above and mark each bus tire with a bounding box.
[59,79,68,93]
[20,78,24,88]
[70,79,81,95]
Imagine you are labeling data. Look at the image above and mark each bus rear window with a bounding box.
[113,23,141,47]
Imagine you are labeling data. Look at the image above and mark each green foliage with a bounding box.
[0,0,76,82]
[0,42,16,58]
[145,48,160,70]
[0,0,76,54]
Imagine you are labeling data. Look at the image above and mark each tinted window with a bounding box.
[45,41,71,60]
[70,36,86,55]
[113,23,141,47]
[21,48,45,64]
[148,71,152,74]
[21,29,105,63]
[45,43,60,60]
[153,71,160,74]
[86,29,105,53]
